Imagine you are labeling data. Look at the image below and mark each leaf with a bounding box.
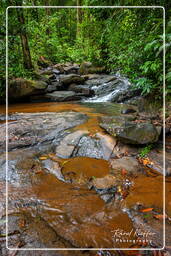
[39,156,48,160]
[153,214,167,220]
[140,208,153,213]
[142,158,151,165]
[18,219,25,228]
[61,160,69,167]
[35,169,43,174]
[121,168,127,176]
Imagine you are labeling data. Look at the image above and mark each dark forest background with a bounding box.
[0,0,170,99]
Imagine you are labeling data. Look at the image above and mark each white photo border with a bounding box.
[6,5,166,251]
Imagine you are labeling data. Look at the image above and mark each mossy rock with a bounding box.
[100,116,161,145]
[9,78,47,99]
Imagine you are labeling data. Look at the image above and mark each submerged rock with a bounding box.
[90,174,118,203]
[61,156,110,184]
[110,156,140,175]
[100,116,161,144]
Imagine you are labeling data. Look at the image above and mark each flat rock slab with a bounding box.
[0,112,87,152]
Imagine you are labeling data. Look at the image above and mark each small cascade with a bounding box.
[84,76,131,103]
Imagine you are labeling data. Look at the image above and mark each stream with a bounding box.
[0,66,171,255]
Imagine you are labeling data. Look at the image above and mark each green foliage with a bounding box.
[139,145,153,158]
[133,78,156,95]
[0,1,170,98]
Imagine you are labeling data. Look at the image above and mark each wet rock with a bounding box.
[38,91,82,102]
[9,78,47,100]
[90,175,117,203]
[42,159,64,181]
[0,112,87,152]
[71,132,116,160]
[79,62,93,75]
[52,63,65,73]
[56,130,89,158]
[0,149,40,185]
[60,74,85,86]
[63,63,80,74]
[125,96,160,114]
[32,90,92,102]
[45,83,59,93]
[96,133,117,160]
[110,156,140,175]
[68,84,95,96]
[92,175,116,190]
[100,116,160,144]
[73,135,104,159]
[115,88,141,103]
[84,75,118,87]
[148,150,171,176]
[84,77,132,103]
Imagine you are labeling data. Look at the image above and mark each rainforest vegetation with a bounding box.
[0,0,171,98]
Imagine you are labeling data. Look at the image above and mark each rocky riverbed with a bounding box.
[0,63,171,255]
[0,100,171,256]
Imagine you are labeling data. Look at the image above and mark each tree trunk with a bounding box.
[16,7,33,70]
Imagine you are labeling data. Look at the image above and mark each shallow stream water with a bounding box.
[0,101,170,252]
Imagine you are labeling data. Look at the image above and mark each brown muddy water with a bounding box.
[0,102,170,252]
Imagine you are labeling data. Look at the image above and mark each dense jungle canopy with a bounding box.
[0,0,171,99]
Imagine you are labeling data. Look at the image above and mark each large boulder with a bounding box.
[100,116,161,144]
[8,78,47,100]
[59,74,85,86]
